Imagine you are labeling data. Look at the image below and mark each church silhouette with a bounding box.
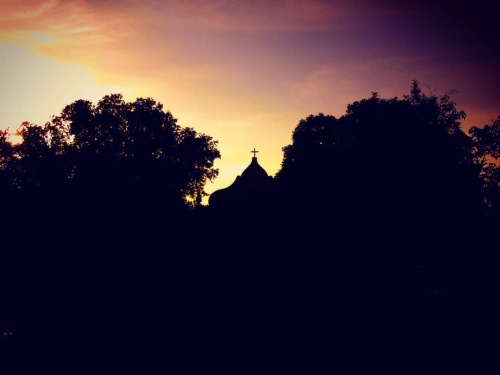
[208,148,273,210]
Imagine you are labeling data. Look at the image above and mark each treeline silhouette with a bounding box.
[1,81,498,372]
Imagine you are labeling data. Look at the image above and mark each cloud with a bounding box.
[150,0,345,32]
[0,0,142,51]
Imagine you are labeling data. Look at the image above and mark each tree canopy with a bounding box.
[0,94,220,218]
[275,81,495,234]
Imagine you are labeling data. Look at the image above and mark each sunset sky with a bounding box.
[1,0,499,202]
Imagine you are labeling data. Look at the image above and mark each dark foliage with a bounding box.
[264,82,499,370]
[1,84,499,372]
[275,82,487,229]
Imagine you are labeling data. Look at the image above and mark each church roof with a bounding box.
[208,150,273,208]
[240,157,271,185]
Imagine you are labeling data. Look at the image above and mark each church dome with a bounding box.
[240,157,271,186]
[208,150,273,209]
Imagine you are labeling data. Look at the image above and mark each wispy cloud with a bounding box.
[0,0,143,53]
[156,0,344,32]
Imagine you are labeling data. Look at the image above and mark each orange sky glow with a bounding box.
[1,0,499,202]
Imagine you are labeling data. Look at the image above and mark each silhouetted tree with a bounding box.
[276,81,485,231]
[54,94,220,210]
[0,94,223,364]
[1,94,220,217]
[0,128,13,194]
[470,115,500,223]
[273,80,494,301]
[8,122,68,196]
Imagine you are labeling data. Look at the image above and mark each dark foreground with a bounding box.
[1,206,498,373]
